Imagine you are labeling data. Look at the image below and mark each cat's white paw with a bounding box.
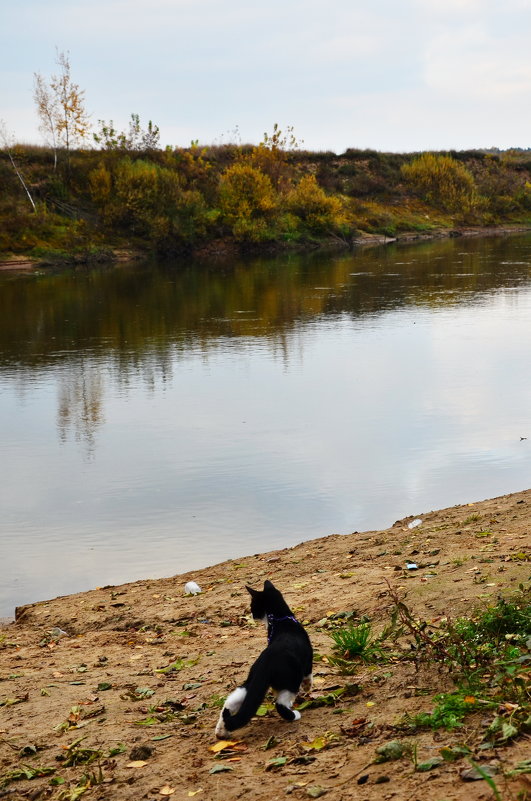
[215,714,229,739]
[292,709,301,721]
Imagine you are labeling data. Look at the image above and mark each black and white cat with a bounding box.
[215,579,313,738]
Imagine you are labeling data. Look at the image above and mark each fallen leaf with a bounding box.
[263,735,278,751]
[340,717,368,738]
[417,757,443,772]
[0,694,29,707]
[500,702,520,712]
[209,740,241,753]
[209,764,233,774]
[188,790,203,797]
[501,722,519,741]
[440,745,471,762]
[223,743,247,753]
[256,703,274,716]
[307,786,327,798]
[375,740,408,762]
[127,760,147,768]
[301,736,329,752]
[159,786,175,796]
[461,764,498,781]
[265,756,287,771]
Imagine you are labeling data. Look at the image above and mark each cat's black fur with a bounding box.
[215,580,313,738]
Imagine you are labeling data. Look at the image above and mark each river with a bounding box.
[1,233,530,616]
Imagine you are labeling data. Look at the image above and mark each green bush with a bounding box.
[391,584,531,741]
[88,158,210,248]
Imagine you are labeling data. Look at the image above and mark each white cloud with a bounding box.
[423,26,531,98]
[2,0,531,150]
[413,0,531,15]
[413,0,482,14]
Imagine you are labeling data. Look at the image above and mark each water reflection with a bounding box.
[1,234,531,616]
[1,235,531,373]
[57,363,104,455]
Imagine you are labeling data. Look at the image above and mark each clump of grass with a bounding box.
[405,690,497,731]
[328,621,388,669]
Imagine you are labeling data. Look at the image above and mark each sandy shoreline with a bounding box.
[1,488,530,800]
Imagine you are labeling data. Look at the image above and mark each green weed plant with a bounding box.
[329,621,388,668]
[386,583,531,740]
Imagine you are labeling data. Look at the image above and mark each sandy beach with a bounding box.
[1,488,530,800]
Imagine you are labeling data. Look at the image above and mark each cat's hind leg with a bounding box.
[224,686,247,714]
[301,674,313,693]
[215,687,247,738]
[275,689,301,722]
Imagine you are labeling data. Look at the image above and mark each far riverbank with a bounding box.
[2,223,531,271]
[3,143,531,268]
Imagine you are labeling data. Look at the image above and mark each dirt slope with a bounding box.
[1,489,530,801]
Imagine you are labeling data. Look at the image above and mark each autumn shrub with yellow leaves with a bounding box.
[401,153,483,222]
[218,162,278,242]
[286,174,349,235]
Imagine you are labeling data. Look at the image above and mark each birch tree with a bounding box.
[33,72,59,170]
[0,120,37,212]
[33,50,90,167]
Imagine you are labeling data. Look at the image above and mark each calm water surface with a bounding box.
[1,235,531,616]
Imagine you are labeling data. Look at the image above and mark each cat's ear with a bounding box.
[246,585,259,596]
[263,580,275,591]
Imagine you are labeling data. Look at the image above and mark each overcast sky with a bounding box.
[2,0,531,153]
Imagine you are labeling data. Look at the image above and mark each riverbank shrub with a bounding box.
[472,156,531,217]
[386,583,531,741]
[218,162,278,241]
[248,124,301,191]
[88,158,211,249]
[286,174,349,235]
[401,153,482,220]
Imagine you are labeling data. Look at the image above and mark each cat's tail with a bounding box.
[219,674,269,734]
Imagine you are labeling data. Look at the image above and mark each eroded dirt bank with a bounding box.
[1,489,530,801]
[2,224,531,272]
